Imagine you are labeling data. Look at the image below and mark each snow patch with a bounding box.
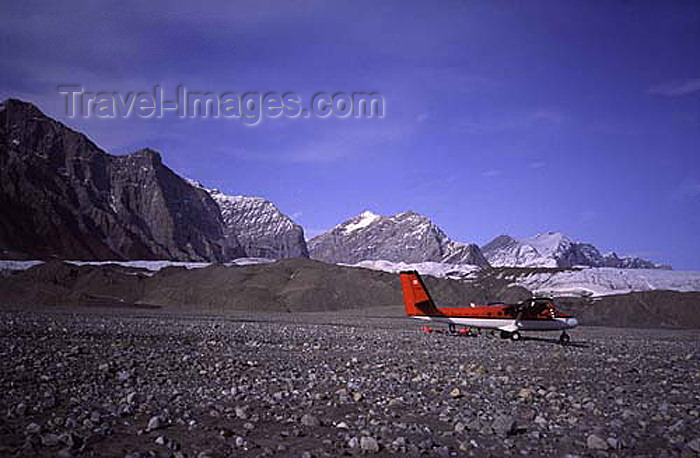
[346,259,480,279]
[0,260,44,271]
[343,211,380,234]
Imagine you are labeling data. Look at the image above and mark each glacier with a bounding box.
[346,259,700,297]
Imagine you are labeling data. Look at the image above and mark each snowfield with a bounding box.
[0,258,274,272]
[505,267,700,297]
[348,260,700,297]
[345,259,481,278]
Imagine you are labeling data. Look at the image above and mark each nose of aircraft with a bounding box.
[566,317,579,328]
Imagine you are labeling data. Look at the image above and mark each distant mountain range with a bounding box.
[0,98,668,270]
[308,211,667,270]
[481,233,668,269]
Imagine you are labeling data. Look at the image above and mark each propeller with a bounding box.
[512,297,552,320]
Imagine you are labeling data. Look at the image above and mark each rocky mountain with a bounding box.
[308,210,490,267]
[188,183,308,259]
[0,98,244,261]
[481,232,665,269]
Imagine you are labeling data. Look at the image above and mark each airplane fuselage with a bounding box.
[399,270,579,343]
[409,313,579,331]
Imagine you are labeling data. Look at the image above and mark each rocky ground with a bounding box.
[0,310,698,458]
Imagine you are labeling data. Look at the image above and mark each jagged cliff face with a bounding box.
[481,232,664,269]
[308,211,490,267]
[0,98,244,261]
[205,189,308,259]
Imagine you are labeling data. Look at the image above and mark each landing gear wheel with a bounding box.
[510,331,521,341]
[449,323,456,334]
[559,332,571,346]
[499,330,511,339]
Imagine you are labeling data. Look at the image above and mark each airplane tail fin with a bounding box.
[400,270,439,316]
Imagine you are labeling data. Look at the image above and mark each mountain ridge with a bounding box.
[0,98,243,261]
[309,210,490,267]
[187,181,309,259]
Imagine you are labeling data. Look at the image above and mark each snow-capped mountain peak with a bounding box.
[187,181,308,259]
[521,232,572,259]
[309,210,489,267]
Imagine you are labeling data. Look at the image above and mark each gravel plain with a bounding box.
[0,310,698,458]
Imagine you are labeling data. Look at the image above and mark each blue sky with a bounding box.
[2,1,699,268]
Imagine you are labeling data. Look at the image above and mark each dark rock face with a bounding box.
[309,211,490,267]
[601,252,661,269]
[196,186,308,259]
[481,235,517,254]
[0,98,244,261]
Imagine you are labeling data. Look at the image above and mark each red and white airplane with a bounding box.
[400,270,578,345]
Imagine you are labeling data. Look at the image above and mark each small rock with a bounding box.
[587,434,609,450]
[16,403,27,416]
[25,423,41,435]
[687,438,700,453]
[41,433,60,447]
[155,436,166,445]
[518,388,533,400]
[360,436,379,453]
[348,437,359,449]
[146,416,162,432]
[301,414,319,427]
[534,415,547,428]
[449,388,463,398]
[492,415,517,436]
[116,370,132,382]
[56,448,74,458]
[607,437,621,449]
[59,432,82,449]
